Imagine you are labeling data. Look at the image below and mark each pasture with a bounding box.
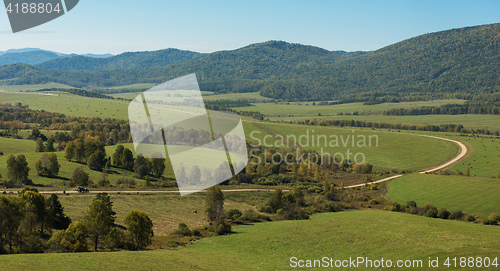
[1,210,499,270]
[387,173,500,217]
[237,99,466,117]
[254,123,459,171]
[271,114,500,132]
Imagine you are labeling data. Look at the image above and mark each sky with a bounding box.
[0,0,499,54]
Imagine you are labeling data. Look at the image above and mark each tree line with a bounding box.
[288,119,498,136]
[0,190,154,254]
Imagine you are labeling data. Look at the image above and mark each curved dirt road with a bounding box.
[345,135,469,189]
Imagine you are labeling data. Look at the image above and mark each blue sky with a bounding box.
[0,0,498,54]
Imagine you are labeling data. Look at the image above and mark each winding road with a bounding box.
[1,130,470,194]
[344,134,470,189]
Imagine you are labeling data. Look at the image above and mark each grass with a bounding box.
[271,114,500,132]
[203,91,273,102]
[0,83,73,92]
[0,139,167,188]
[237,99,466,117]
[254,122,459,171]
[0,91,129,119]
[387,173,500,217]
[448,135,500,178]
[1,210,500,270]
[57,193,257,236]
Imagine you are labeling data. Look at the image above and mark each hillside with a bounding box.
[0,51,61,65]
[37,48,205,71]
[0,23,498,100]
[1,210,499,270]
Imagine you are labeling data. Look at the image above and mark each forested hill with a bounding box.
[0,51,61,65]
[36,48,205,71]
[261,23,500,100]
[0,23,498,100]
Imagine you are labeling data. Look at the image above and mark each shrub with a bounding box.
[437,208,450,219]
[226,209,243,220]
[449,210,464,220]
[425,208,438,218]
[174,223,192,236]
[191,229,202,237]
[215,220,232,235]
[466,215,476,222]
[369,198,380,205]
[403,201,417,209]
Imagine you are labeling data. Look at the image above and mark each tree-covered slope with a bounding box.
[37,48,204,71]
[0,23,498,100]
[0,51,61,65]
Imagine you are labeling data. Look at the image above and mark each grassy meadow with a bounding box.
[237,99,466,117]
[271,114,500,132]
[58,193,259,236]
[1,210,500,270]
[253,122,459,171]
[387,173,500,217]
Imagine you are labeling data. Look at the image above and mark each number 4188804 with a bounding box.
[444,257,498,268]
[6,2,62,14]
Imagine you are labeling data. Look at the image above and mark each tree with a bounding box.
[150,158,165,177]
[49,221,88,252]
[133,155,150,179]
[112,145,124,167]
[46,194,71,230]
[10,126,18,136]
[20,190,47,233]
[94,193,117,218]
[35,154,50,177]
[83,200,115,251]
[124,210,154,250]
[35,153,60,177]
[87,151,106,171]
[72,167,90,186]
[0,196,23,253]
[189,165,201,185]
[465,167,470,176]
[205,186,224,222]
[121,148,134,170]
[46,138,56,152]
[74,139,86,163]
[7,155,30,184]
[64,141,76,161]
[49,153,60,176]
[35,138,45,152]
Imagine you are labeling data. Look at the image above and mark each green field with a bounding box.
[203,91,273,102]
[271,114,500,132]
[449,136,500,178]
[1,210,500,271]
[0,139,166,187]
[238,99,466,117]
[58,193,257,236]
[254,123,459,171]
[0,83,73,92]
[387,173,500,217]
[0,91,129,119]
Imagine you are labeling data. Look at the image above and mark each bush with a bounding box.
[240,209,271,222]
[449,210,464,220]
[466,215,476,222]
[174,223,192,236]
[369,198,380,205]
[117,177,136,187]
[425,208,438,218]
[437,208,450,219]
[215,220,232,235]
[226,209,243,220]
[403,201,417,209]
[191,229,202,237]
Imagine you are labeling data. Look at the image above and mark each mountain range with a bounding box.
[0,23,498,101]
